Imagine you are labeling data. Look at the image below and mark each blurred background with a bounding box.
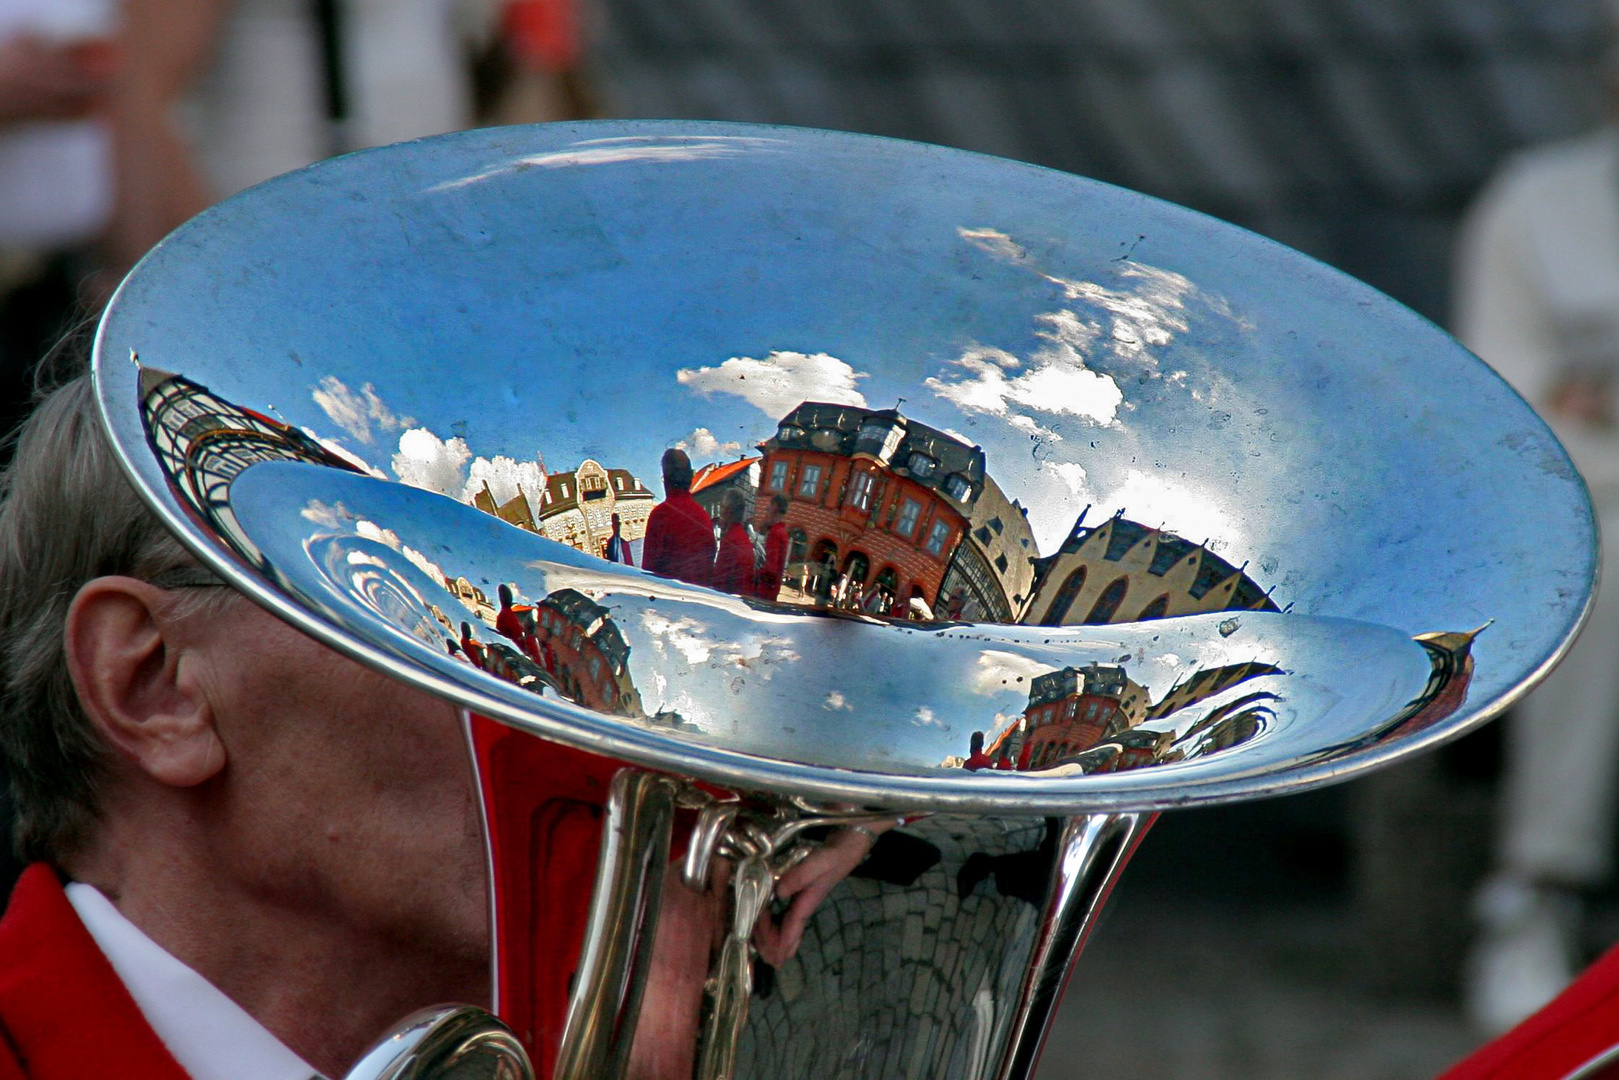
[5,0,1617,1076]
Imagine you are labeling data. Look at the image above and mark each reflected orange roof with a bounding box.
[690,456,759,492]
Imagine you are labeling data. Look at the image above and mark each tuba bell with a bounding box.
[91,121,1594,1079]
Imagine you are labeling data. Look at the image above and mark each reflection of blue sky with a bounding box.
[96,121,1594,728]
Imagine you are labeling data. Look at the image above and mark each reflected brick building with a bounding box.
[1025,514,1278,627]
[983,657,1283,773]
[529,588,642,718]
[753,402,1035,617]
[474,459,653,560]
[1011,663,1150,770]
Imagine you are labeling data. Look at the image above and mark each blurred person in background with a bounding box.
[0,0,217,442]
[184,0,480,201]
[1451,4,1619,1040]
[472,0,592,125]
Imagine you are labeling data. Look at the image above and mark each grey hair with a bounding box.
[0,366,220,864]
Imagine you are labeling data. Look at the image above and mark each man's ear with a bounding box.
[65,577,226,787]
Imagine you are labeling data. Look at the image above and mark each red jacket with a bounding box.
[754,521,788,601]
[1440,942,1619,1079]
[642,490,715,587]
[0,865,190,1078]
[712,524,755,597]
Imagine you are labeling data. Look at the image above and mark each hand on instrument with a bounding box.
[752,821,891,967]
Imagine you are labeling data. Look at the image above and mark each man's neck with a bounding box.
[67,833,488,1077]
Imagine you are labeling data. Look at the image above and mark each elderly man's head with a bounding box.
[0,371,488,1072]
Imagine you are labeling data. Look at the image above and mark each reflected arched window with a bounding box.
[1136,594,1170,621]
[1083,576,1130,625]
[843,551,871,588]
[1040,566,1087,626]
[788,528,808,565]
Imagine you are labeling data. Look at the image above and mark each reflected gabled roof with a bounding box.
[766,401,987,502]
[691,457,759,492]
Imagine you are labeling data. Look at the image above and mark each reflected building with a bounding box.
[1364,625,1483,743]
[1002,664,1150,771]
[1025,513,1277,627]
[691,457,761,524]
[141,368,364,567]
[753,402,1035,618]
[979,657,1282,774]
[448,578,496,623]
[529,588,643,718]
[473,459,653,560]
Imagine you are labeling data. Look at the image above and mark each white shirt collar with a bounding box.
[64,882,324,1080]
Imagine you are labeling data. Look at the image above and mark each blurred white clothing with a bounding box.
[187,0,474,199]
[0,0,116,249]
[1455,127,1619,888]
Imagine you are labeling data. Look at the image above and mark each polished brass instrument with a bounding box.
[92,121,1595,1079]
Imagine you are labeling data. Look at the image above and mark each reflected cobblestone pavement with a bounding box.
[737,816,1046,1078]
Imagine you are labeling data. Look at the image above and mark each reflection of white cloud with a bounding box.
[638,610,799,674]
[959,226,1028,263]
[300,500,453,592]
[1043,265,1194,363]
[468,455,546,507]
[301,499,348,528]
[927,336,1121,434]
[392,427,472,497]
[825,690,853,711]
[677,350,868,418]
[1104,470,1241,551]
[1043,461,1090,498]
[912,706,949,729]
[677,427,743,461]
[427,136,786,192]
[312,376,412,444]
[641,611,715,665]
[969,650,1052,695]
[391,427,546,508]
[300,428,388,479]
[933,231,1211,453]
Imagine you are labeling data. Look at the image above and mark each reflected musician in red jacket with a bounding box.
[712,490,756,597]
[641,448,716,588]
[753,495,790,602]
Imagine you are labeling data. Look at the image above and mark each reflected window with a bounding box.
[844,551,870,588]
[925,520,952,556]
[894,498,922,537]
[1040,567,1087,626]
[778,423,806,442]
[975,526,991,544]
[995,553,1009,573]
[849,470,876,512]
[1137,594,1170,620]
[989,517,1004,535]
[943,474,971,501]
[1084,577,1130,624]
[908,452,937,478]
[769,460,789,490]
[798,464,822,498]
